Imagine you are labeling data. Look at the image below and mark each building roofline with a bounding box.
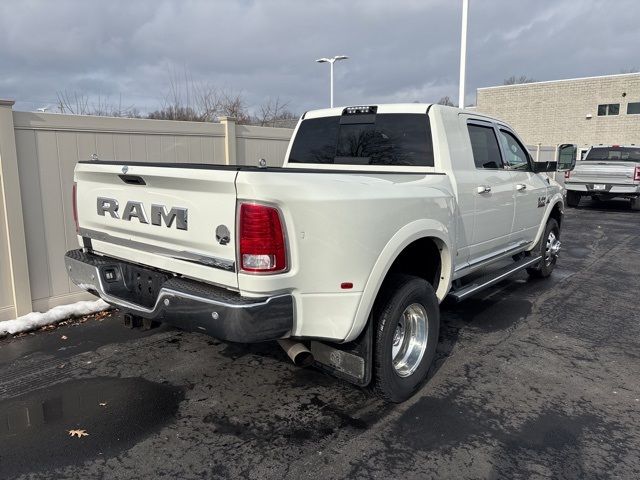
[478,72,640,91]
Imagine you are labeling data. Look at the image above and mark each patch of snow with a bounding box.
[0,299,111,336]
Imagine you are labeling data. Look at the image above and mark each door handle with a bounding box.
[476,185,492,194]
[516,184,527,191]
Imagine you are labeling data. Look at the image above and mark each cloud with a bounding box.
[0,0,637,113]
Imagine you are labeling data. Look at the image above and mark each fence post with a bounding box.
[220,117,237,165]
[0,100,32,317]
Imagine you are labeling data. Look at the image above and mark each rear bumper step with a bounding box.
[64,249,293,342]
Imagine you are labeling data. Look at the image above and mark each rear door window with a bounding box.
[288,114,434,166]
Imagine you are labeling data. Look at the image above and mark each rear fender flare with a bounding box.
[343,219,452,343]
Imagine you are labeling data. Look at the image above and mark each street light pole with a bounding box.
[330,60,334,108]
[458,0,469,109]
[316,55,349,108]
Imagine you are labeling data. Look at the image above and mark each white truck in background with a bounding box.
[565,145,640,209]
[65,104,575,402]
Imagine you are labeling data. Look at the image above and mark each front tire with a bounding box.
[566,191,581,207]
[372,275,439,403]
[527,218,560,278]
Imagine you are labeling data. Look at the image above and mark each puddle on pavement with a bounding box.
[0,377,184,477]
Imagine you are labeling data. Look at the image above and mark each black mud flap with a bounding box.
[310,320,372,387]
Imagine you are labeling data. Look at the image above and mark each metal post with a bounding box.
[458,0,469,109]
[330,60,335,108]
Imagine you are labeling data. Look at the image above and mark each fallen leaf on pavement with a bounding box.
[61,335,68,340]
[99,402,107,407]
[68,429,89,438]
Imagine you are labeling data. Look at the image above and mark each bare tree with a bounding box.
[55,68,298,125]
[148,69,206,121]
[56,90,139,117]
[437,96,456,107]
[255,97,298,127]
[620,67,639,74]
[56,90,90,114]
[148,68,254,123]
[217,91,251,123]
[503,75,537,85]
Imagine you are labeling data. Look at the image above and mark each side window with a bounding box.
[597,103,620,116]
[467,124,503,169]
[498,130,530,170]
[627,102,640,115]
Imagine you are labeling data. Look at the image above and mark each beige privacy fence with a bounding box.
[0,99,293,321]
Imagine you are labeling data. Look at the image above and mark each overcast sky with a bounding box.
[1,0,638,115]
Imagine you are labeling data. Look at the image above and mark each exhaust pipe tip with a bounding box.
[277,339,314,367]
[292,350,314,367]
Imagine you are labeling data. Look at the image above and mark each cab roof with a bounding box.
[304,103,454,119]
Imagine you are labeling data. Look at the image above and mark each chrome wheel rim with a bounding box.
[391,303,428,377]
[545,230,561,266]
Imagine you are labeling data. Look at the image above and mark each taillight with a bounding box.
[239,203,287,273]
[72,182,79,233]
[634,166,640,181]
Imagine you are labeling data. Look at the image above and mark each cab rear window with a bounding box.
[584,147,640,161]
[288,114,434,166]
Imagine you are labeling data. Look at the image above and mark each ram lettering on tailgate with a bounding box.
[96,197,188,230]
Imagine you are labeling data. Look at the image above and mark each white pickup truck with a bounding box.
[65,104,574,402]
[565,145,640,210]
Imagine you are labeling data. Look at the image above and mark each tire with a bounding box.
[566,191,580,208]
[631,197,640,211]
[372,274,439,403]
[526,218,560,278]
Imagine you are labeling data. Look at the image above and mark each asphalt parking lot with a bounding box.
[1,200,639,480]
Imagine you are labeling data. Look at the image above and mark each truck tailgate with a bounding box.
[571,161,637,184]
[75,162,239,289]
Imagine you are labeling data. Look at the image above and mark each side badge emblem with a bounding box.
[122,166,129,174]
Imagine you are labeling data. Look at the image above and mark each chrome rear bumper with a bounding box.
[565,182,640,195]
[64,249,294,342]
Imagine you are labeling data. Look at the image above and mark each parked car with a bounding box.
[65,104,571,402]
[565,145,640,209]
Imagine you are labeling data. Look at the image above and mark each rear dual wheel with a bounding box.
[372,275,439,403]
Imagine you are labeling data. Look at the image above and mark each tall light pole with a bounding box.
[458,0,469,109]
[316,55,349,107]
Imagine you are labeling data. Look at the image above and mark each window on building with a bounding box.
[467,124,503,169]
[627,102,640,114]
[597,103,620,116]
